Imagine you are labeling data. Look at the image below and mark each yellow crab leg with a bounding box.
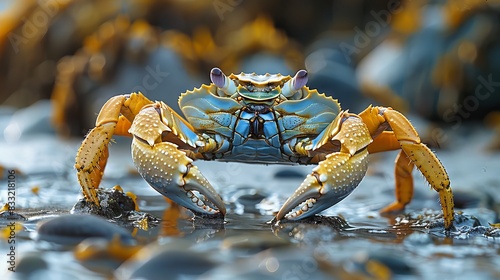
[380,150,415,213]
[359,106,454,229]
[366,131,400,153]
[115,115,133,137]
[75,93,153,205]
[368,131,415,213]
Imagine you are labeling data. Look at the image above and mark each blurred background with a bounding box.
[1,1,500,279]
[0,0,499,145]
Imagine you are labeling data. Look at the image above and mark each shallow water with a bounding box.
[0,121,499,279]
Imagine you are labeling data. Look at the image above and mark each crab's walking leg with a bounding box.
[75,93,153,205]
[367,131,415,212]
[276,114,372,221]
[360,106,454,229]
[380,150,415,213]
[129,103,226,216]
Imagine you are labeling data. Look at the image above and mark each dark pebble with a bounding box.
[71,187,136,219]
[221,231,291,252]
[115,249,217,280]
[236,192,268,214]
[346,250,416,277]
[237,193,267,206]
[0,211,27,221]
[36,214,135,246]
[273,169,305,179]
[74,237,141,275]
[16,253,49,274]
[452,189,495,209]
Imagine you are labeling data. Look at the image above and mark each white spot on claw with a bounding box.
[178,165,187,174]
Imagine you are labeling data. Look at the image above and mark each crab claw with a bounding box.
[132,139,226,216]
[281,69,308,98]
[129,105,226,217]
[276,150,369,221]
[275,175,337,220]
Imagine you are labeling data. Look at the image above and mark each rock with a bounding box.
[71,187,136,219]
[36,214,135,246]
[0,210,27,221]
[273,169,305,179]
[74,237,142,275]
[2,100,55,142]
[345,250,416,278]
[115,244,217,280]
[394,209,481,232]
[221,231,291,253]
[16,253,49,274]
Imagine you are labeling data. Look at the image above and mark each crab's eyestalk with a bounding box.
[210,67,237,96]
[281,69,308,98]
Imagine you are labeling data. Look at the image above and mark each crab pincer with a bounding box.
[129,104,226,217]
[275,114,372,221]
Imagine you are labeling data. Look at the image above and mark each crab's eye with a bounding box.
[210,67,237,96]
[281,70,308,98]
[210,68,225,88]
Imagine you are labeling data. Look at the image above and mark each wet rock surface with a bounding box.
[0,122,499,279]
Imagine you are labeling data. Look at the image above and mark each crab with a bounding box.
[75,68,454,229]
